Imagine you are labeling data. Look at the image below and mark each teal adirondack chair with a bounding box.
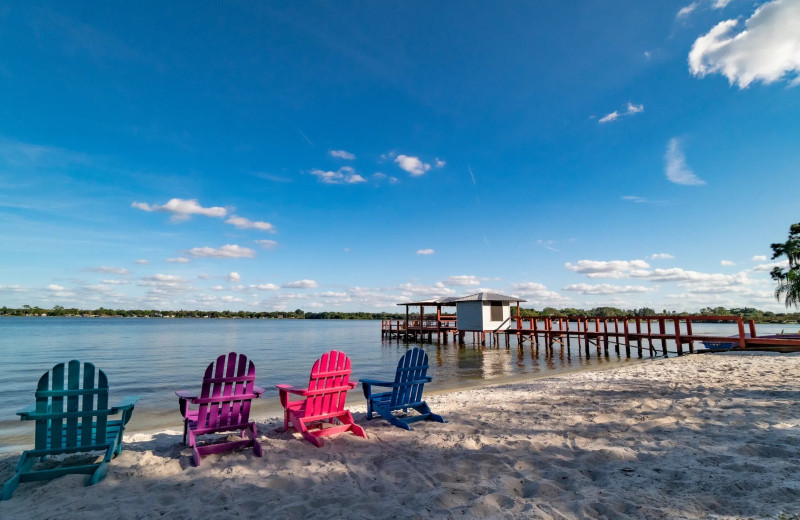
[1,360,138,500]
[360,348,444,430]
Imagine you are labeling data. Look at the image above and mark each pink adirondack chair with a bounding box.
[276,350,367,447]
[175,352,264,465]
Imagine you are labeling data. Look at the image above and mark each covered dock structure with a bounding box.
[383,292,526,344]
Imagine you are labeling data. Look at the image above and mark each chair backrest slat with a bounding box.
[196,353,256,430]
[391,348,429,407]
[33,361,111,450]
[81,362,96,446]
[65,360,81,446]
[306,350,351,417]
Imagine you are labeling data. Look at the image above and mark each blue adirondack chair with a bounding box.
[360,348,444,430]
[1,360,138,500]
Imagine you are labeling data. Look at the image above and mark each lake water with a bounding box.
[0,317,794,452]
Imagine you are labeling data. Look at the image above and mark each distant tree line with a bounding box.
[0,305,407,320]
[512,306,800,323]
[2,304,799,323]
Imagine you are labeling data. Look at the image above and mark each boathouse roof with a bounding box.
[396,297,459,306]
[396,292,526,306]
[452,292,527,303]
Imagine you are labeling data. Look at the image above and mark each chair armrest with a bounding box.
[253,385,266,397]
[360,379,393,399]
[112,396,140,410]
[359,378,393,387]
[111,396,139,425]
[276,384,309,409]
[175,389,197,400]
[275,384,308,396]
[16,404,37,419]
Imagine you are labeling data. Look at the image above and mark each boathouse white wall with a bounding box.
[456,301,512,331]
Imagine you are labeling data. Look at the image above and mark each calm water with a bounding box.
[0,317,793,452]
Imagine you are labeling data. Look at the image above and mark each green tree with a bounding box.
[770,223,800,308]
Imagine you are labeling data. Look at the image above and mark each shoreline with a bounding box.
[2,351,799,518]
[0,352,656,454]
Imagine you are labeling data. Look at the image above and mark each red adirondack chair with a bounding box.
[175,352,264,465]
[276,350,367,447]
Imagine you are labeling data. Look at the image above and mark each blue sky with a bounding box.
[1,0,799,313]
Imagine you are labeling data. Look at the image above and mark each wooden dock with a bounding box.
[381,315,800,357]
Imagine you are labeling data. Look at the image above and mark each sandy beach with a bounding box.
[2,352,799,519]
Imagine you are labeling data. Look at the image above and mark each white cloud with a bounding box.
[320,291,348,298]
[86,266,130,275]
[434,158,446,168]
[134,259,149,265]
[131,198,227,222]
[713,0,732,8]
[721,260,735,266]
[598,111,619,124]
[677,2,699,18]
[329,149,355,160]
[598,102,644,124]
[282,279,318,289]
[565,259,651,278]
[139,274,188,288]
[665,138,705,186]
[345,174,366,184]
[310,167,367,185]
[166,257,190,263]
[622,195,667,205]
[417,248,435,255]
[752,255,767,261]
[255,240,278,249]
[188,244,255,258]
[0,284,27,292]
[101,279,129,285]
[562,283,655,295]
[47,284,66,291]
[536,239,561,252]
[510,282,573,305]
[753,259,789,272]
[626,102,644,114]
[689,0,800,88]
[250,283,279,291]
[396,282,455,298]
[649,253,675,260]
[442,275,481,286]
[395,155,431,176]
[633,267,750,286]
[374,172,400,185]
[225,215,276,232]
[227,272,241,283]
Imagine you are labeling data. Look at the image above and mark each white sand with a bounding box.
[2,352,800,519]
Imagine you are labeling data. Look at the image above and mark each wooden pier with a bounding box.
[381,315,800,357]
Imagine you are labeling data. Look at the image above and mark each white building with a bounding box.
[454,292,527,332]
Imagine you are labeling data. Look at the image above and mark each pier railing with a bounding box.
[382,314,800,355]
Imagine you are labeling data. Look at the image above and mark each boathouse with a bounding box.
[453,292,526,332]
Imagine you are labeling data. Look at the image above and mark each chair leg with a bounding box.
[377,406,411,430]
[1,475,20,501]
[338,411,368,438]
[414,403,444,423]
[283,410,291,433]
[249,424,263,457]
[89,462,109,486]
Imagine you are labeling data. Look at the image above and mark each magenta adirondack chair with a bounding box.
[276,350,366,447]
[175,352,264,465]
